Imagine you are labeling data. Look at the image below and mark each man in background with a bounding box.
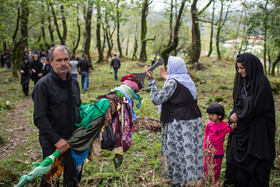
[110,54,121,80]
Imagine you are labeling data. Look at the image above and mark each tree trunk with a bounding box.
[139,0,149,62]
[216,1,224,60]
[96,0,103,63]
[3,41,7,51]
[216,28,221,60]
[191,0,213,64]
[132,34,138,61]
[41,17,50,50]
[12,7,20,43]
[126,37,129,56]
[104,12,115,60]
[61,5,67,45]
[207,1,215,57]
[116,0,123,57]
[161,0,187,65]
[50,3,64,45]
[216,1,231,60]
[263,0,268,75]
[168,0,174,46]
[84,0,94,63]
[72,7,81,56]
[191,0,201,64]
[47,4,54,47]
[12,0,29,77]
[271,51,280,76]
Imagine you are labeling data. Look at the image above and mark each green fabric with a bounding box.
[75,98,110,129]
[33,150,60,167]
[115,90,125,99]
[68,115,105,155]
[15,150,60,187]
[16,99,109,186]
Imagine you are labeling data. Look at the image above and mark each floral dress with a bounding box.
[148,79,203,185]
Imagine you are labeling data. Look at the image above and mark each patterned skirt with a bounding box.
[161,117,203,186]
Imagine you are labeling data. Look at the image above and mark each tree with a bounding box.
[96,0,104,63]
[190,0,213,64]
[216,0,231,60]
[50,3,67,45]
[84,0,94,63]
[139,0,154,62]
[72,6,81,56]
[131,25,138,60]
[207,1,215,57]
[263,0,269,75]
[11,0,29,77]
[116,0,123,57]
[103,7,116,60]
[47,4,55,47]
[160,0,187,65]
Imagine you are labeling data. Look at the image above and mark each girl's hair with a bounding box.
[206,104,225,120]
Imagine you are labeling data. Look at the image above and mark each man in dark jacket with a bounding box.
[77,54,91,93]
[110,54,121,80]
[32,45,82,186]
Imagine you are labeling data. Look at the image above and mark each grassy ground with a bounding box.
[0,56,279,186]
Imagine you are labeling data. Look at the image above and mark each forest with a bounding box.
[0,0,280,73]
[0,0,280,186]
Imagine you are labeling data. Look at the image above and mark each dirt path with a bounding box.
[0,98,38,161]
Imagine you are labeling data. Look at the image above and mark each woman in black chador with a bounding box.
[31,54,43,85]
[19,56,31,97]
[225,53,275,187]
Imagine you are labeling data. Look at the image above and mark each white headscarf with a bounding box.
[166,56,197,99]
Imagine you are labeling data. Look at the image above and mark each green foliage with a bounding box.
[0,57,279,186]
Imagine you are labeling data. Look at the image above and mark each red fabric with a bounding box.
[120,73,143,90]
[203,155,223,181]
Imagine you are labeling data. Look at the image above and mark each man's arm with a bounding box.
[33,83,61,144]
[33,83,70,153]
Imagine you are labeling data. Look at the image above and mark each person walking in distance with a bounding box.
[110,54,121,80]
[77,54,91,93]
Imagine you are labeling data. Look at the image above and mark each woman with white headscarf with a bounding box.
[145,56,203,186]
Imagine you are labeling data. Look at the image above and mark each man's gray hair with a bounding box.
[49,45,70,61]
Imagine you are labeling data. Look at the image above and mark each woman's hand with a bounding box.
[145,66,154,80]
[20,70,24,74]
[229,113,238,123]
[159,67,168,80]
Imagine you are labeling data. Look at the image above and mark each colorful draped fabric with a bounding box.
[16,86,139,186]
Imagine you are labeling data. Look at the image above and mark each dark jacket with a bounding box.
[31,60,43,81]
[110,57,121,69]
[160,80,201,123]
[32,69,81,146]
[77,59,91,73]
[42,64,52,76]
[19,61,31,85]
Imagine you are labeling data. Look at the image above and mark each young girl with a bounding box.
[203,104,236,184]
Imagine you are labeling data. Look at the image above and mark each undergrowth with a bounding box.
[0,56,279,186]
